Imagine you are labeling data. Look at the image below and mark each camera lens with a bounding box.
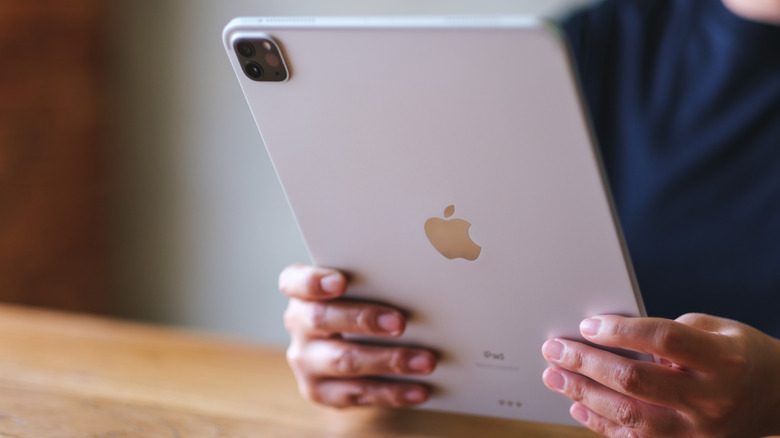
[236,41,255,57]
[245,62,264,79]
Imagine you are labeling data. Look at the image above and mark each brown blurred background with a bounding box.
[0,1,108,313]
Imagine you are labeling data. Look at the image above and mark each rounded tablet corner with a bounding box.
[222,18,249,49]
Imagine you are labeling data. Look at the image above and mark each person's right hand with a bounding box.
[279,263,437,408]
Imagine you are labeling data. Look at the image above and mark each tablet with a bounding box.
[223,16,646,426]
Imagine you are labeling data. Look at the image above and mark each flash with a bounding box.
[263,41,273,51]
[265,53,281,68]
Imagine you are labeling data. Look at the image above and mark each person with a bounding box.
[278,0,780,436]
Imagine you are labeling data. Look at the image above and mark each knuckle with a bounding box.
[567,379,585,403]
[346,381,370,407]
[334,346,361,375]
[674,312,698,324]
[299,268,323,297]
[355,306,379,334]
[653,323,686,354]
[568,347,586,371]
[613,365,643,394]
[305,273,322,296]
[607,318,629,338]
[613,401,643,429]
[388,349,407,374]
[586,414,631,438]
[675,312,709,326]
[387,385,411,407]
[588,420,610,437]
[309,301,329,331]
[587,418,613,437]
[310,380,363,408]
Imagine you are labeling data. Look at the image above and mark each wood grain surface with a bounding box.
[0,304,600,437]
[0,1,108,312]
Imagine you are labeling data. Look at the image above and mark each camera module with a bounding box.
[234,36,288,82]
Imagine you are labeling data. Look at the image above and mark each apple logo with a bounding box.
[424,205,482,261]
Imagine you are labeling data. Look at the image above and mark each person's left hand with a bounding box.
[541,313,780,438]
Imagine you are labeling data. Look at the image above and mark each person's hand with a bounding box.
[279,263,437,408]
[541,313,780,438]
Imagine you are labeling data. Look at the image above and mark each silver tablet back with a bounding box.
[224,16,645,426]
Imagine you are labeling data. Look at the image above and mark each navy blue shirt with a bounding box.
[563,0,780,336]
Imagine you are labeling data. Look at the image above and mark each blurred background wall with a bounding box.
[0,1,108,313]
[0,0,592,347]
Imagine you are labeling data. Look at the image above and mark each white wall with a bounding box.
[110,0,593,346]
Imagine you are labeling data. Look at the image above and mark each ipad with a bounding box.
[223,16,646,426]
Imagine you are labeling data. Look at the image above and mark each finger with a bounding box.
[542,338,694,408]
[312,378,430,408]
[675,312,736,333]
[284,299,405,338]
[543,367,685,436]
[289,338,436,378]
[579,315,726,371]
[569,403,655,438]
[279,264,347,300]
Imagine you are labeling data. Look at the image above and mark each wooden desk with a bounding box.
[0,304,597,437]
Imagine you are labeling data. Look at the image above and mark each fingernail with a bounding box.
[545,368,566,392]
[405,387,427,403]
[320,273,343,295]
[408,354,432,372]
[580,318,602,337]
[570,403,590,424]
[543,339,565,362]
[377,312,402,334]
